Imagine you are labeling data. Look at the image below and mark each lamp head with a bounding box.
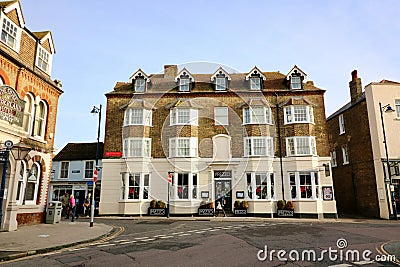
[90,106,99,114]
[385,105,395,113]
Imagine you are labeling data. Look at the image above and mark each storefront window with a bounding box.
[246,172,275,200]
[288,171,320,200]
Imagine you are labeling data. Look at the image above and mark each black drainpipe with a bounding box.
[275,92,285,200]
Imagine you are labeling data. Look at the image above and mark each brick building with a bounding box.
[0,0,63,230]
[100,64,337,218]
[327,70,400,219]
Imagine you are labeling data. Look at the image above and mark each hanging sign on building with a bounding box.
[0,85,25,127]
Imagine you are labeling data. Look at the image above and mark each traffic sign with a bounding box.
[93,170,98,183]
[168,172,173,183]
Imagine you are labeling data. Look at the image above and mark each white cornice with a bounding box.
[129,69,150,82]
[210,67,231,81]
[245,66,266,80]
[174,67,194,82]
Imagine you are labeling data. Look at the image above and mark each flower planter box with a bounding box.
[276,209,295,217]
[148,208,167,216]
[234,208,248,216]
[198,208,215,216]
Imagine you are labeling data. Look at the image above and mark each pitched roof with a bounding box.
[53,142,104,161]
[326,92,366,120]
[0,1,17,8]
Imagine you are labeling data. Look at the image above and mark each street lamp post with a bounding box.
[0,140,13,229]
[379,102,397,220]
[90,104,102,227]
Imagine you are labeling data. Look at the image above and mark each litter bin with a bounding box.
[46,201,62,224]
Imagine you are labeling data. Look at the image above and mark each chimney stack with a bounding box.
[349,70,362,104]
[164,65,178,78]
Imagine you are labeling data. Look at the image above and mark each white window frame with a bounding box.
[288,171,320,200]
[330,151,337,167]
[170,172,198,200]
[169,137,198,158]
[250,77,261,90]
[122,138,151,158]
[246,172,275,200]
[24,162,40,205]
[339,114,345,134]
[60,161,69,179]
[284,105,314,124]
[23,93,34,134]
[244,137,274,157]
[342,145,349,165]
[33,100,47,139]
[16,160,27,205]
[179,78,190,92]
[36,45,52,74]
[170,108,198,126]
[134,78,146,92]
[286,136,316,156]
[243,106,272,125]
[124,108,152,126]
[395,99,400,118]
[1,16,21,52]
[215,77,226,91]
[121,173,150,201]
[290,76,302,90]
[214,107,229,125]
[84,161,94,179]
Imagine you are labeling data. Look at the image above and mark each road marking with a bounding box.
[186,230,198,233]
[159,236,173,239]
[327,264,352,267]
[199,228,212,231]
[140,238,156,242]
[97,243,116,248]
[134,237,149,240]
[178,233,191,237]
[120,241,137,245]
[352,261,375,265]
[209,229,220,232]
[114,239,129,243]
[153,234,167,237]
[194,231,205,234]
[171,232,185,235]
[68,247,88,252]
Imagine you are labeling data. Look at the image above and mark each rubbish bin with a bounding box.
[46,201,62,224]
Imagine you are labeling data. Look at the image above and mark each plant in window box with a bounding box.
[234,200,248,216]
[277,200,286,209]
[234,200,241,209]
[276,200,295,217]
[148,199,167,216]
[198,201,214,216]
[285,201,295,210]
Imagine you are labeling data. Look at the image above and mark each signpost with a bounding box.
[167,172,173,218]
[0,140,13,229]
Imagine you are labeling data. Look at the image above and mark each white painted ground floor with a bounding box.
[99,156,337,218]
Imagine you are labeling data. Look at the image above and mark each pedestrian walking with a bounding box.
[215,196,226,217]
[60,192,69,218]
[83,193,91,217]
[69,194,77,222]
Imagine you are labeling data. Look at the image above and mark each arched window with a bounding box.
[16,160,27,205]
[34,100,47,138]
[25,163,40,204]
[23,93,34,133]
[0,76,4,85]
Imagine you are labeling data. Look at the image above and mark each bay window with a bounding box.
[123,138,151,158]
[286,136,316,156]
[288,172,320,200]
[246,173,275,200]
[244,137,274,157]
[124,108,152,126]
[243,106,272,124]
[284,105,314,124]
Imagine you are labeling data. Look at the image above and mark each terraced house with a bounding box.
[100,64,337,218]
[0,0,62,230]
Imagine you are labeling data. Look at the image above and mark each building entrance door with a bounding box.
[215,180,232,211]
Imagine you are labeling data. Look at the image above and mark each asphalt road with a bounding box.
[2,219,400,267]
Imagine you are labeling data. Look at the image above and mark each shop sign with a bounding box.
[148,208,166,216]
[277,209,294,217]
[198,208,215,216]
[214,170,232,178]
[0,85,25,127]
[322,186,334,201]
[105,151,122,157]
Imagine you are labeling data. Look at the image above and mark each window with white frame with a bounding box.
[25,163,40,204]
[243,106,272,124]
[339,114,345,134]
[36,46,50,73]
[330,151,337,167]
[286,136,316,156]
[216,77,226,90]
[16,161,26,204]
[33,101,47,138]
[23,93,34,134]
[395,100,400,118]
[121,173,150,200]
[123,138,151,158]
[244,137,274,157]
[250,77,261,90]
[214,107,229,125]
[288,171,320,200]
[342,145,349,164]
[284,105,314,124]
[1,17,19,50]
[169,137,198,157]
[290,76,302,90]
[124,108,152,126]
[135,78,146,92]
[170,172,198,200]
[170,108,198,126]
[246,172,275,200]
[60,162,69,179]
[179,78,190,92]
[84,161,94,178]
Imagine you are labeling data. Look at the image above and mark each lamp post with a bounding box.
[0,140,13,229]
[379,102,397,220]
[90,104,102,227]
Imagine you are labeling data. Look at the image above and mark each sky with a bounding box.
[20,0,400,151]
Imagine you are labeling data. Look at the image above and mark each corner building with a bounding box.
[101,64,337,218]
[0,1,62,230]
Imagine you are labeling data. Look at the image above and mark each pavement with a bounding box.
[0,215,399,263]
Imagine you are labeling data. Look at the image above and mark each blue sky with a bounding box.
[21,0,400,151]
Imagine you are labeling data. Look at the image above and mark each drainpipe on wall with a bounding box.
[275,93,285,200]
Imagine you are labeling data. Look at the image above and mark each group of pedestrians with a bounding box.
[60,192,92,222]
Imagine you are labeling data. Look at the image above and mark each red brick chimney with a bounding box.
[349,70,363,104]
[164,65,178,78]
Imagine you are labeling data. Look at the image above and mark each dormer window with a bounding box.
[216,77,226,91]
[1,17,18,50]
[179,78,190,92]
[36,46,50,73]
[250,77,261,90]
[135,78,146,92]
[290,76,302,90]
